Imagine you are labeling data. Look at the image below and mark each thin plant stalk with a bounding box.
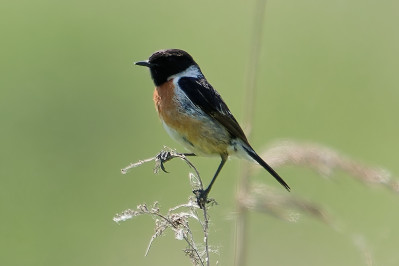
[235,0,267,265]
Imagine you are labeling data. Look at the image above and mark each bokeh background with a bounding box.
[1,0,398,265]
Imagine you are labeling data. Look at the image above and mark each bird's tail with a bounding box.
[242,145,291,191]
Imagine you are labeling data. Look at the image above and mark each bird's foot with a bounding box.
[192,189,216,209]
[154,150,174,173]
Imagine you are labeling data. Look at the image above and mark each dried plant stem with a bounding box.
[119,148,213,265]
[235,0,267,265]
[260,140,399,193]
[146,212,204,266]
[202,207,210,266]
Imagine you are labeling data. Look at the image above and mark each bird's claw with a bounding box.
[193,189,216,209]
[155,150,173,173]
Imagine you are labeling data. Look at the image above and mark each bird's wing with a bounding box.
[178,77,291,191]
[178,77,250,145]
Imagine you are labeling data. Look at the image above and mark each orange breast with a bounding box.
[153,80,201,136]
[153,80,176,122]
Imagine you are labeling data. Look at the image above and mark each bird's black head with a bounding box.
[135,49,198,86]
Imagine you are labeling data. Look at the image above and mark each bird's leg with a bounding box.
[194,155,227,209]
[180,153,196,157]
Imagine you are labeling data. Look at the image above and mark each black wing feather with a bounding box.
[178,77,249,144]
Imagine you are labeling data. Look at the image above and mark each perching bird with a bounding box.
[135,49,290,205]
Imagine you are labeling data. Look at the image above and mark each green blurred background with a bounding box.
[1,0,398,265]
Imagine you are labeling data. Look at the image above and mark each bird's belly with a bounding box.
[160,112,231,156]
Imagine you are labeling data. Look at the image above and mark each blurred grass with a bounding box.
[1,0,398,265]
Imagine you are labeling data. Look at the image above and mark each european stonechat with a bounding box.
[135,49,290,204]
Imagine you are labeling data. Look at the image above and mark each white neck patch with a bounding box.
[168,65,202,80]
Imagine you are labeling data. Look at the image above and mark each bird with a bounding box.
[135,49,290,205]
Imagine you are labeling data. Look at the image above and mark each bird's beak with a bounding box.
[135,60,152,67]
